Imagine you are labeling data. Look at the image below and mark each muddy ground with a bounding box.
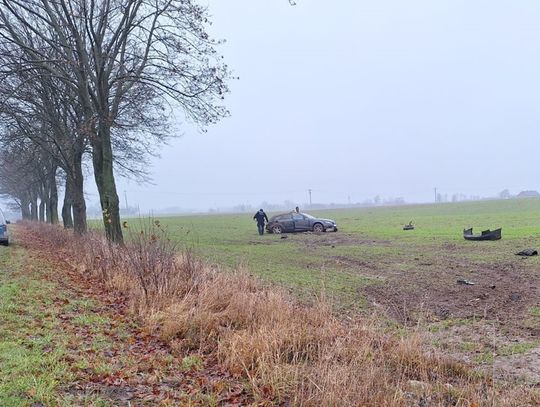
[274,231,540,385]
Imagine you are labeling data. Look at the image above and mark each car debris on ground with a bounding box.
[463,227,502,241]
[403,221,415,230]
[515,249,538,256]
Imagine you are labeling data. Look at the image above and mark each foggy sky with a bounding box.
[92,0,540,212]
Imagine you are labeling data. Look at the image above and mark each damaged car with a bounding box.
[266,212,338,234]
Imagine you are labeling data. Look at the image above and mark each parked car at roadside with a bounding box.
[0,210,9,246]
[266,212,338,234]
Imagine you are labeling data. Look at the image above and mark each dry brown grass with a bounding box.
[18,221,540,406]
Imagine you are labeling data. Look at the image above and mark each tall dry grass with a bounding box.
[19,221,540,406]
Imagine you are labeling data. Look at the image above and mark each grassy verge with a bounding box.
[0,236,251,406]
[0,244,110,406]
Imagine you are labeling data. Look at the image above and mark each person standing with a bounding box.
[253,209,269,235]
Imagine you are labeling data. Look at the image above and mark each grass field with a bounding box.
[149,199,540,305]
[0,244,112,406]
[7,200,540,402]
[19,215,534,405]
[140,198,540,383]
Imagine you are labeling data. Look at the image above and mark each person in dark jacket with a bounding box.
[253,209,269,235]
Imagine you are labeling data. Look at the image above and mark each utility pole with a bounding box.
[308,189,312,206]
[124,190,128,210]
[434,187,437,203]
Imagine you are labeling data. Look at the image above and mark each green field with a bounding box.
[148,198,540,380]
[81,198,540,384]
[145,199,540,310]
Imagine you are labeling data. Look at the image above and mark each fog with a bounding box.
[93,0,540,213]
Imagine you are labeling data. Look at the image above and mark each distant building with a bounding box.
[499,189,511,199]
[517,190,540,198]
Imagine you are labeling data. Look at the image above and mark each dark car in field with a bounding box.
[266,212,338,234]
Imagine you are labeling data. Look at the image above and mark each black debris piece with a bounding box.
[515,249,538,256]
[463,227,502,241]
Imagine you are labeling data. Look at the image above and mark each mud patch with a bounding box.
[494,347,540,385]
[248,239,280,245]
[331,256,381,272]
[365,260,540,332]
[296,233,390,248]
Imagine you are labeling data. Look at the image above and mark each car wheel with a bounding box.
[313,223,325,233]
[272,224,283,234]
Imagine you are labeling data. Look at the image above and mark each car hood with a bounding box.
[318,218,336,223]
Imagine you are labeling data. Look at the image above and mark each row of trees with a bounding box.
[0,0,229,243]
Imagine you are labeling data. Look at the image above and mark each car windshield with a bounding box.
[303,213,316,219]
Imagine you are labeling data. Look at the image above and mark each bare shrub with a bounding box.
[19,219,203,317]
[72,231,120,284]
[124,220,175,308]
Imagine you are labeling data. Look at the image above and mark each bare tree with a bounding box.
[0,68,86,230]
[0,0,230,243]
[0,139,56,222]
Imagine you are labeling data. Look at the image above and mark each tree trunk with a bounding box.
[47,194,59,224]
[70,151,87,234]
[47,167,59,224]
[39,199,46,222]
[45,199,52,223]
[92,124,123,243]
[30,195,38,221]
[72,166,87,235]
[20,195,31,220]
[62,177,74,229]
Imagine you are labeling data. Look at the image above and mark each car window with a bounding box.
[278,214,292,221]
[292,214,304,221]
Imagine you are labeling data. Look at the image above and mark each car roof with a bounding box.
[272,212,310,218]
[271,212,291,218]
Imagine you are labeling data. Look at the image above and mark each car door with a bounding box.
[278,214,295,232]
[292,213,310,231]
